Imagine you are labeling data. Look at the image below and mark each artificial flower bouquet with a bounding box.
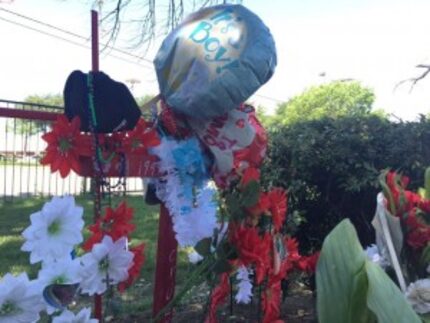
[377,168,430,316]
[0,196,145,322]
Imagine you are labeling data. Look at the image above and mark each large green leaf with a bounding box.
[317,219,421,323]
[316,219,376,323]
[366,262,421,323]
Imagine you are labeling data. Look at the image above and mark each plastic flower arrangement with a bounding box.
[7,194,146,321]
[379,168,430,315]
[41,115,160,178]
[21,195,84,264]
[0,273,45,323]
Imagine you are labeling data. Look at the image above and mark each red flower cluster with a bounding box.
[206,166,318,323]
[83,201,145,292]
[229,224,272,284]
[383,171,430,250]
[41,115,160,177]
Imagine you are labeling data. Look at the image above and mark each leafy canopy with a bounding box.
[274,81,377,125]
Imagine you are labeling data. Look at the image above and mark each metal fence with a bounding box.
[0,99,144,201]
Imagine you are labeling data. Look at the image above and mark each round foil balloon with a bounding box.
[154,4,277,120]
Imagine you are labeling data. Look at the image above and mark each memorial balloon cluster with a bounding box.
[13,4,321,322]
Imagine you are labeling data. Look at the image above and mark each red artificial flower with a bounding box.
[267,188,287,231]
[205,273,230,323]
[123,118,160,154]
[247,192,270,218]
[229,224,272,284]
[405,208,430,249]
[83,201,136,251]
[240,167,260,188]
[41,115,91,178]
[384,171,420,217]
[118,243,145,292]
[419,199,430,214]
[262,281,283,323]
[297,252,320,274]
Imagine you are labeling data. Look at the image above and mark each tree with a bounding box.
[93,0,242,49]
[273,81,377,125]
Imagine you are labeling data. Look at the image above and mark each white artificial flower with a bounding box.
[235,266,253,304]
[188,250,204,264]
[36,257,81,314]
[406,279,430,314]
[79,236,133,295]
[21,196,84,264]
[364,244,390,268]
[52,307,98,323]
[0,273,45,323]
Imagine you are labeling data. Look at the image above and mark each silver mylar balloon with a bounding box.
[154,4,277,120]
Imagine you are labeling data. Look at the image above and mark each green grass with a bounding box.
[0,195,197,319]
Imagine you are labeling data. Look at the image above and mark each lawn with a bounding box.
[0,194,200,320]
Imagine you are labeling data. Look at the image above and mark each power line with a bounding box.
[0,15,154,70]
[0,7,154,65]
[0,8,286,103]
[253,93,285,103]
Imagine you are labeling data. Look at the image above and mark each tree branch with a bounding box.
[395,64,430,93]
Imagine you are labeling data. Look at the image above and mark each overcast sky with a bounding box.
[1,0,430,120]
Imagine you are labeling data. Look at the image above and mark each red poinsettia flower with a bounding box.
[205,272,230,323]
[239,167,260,188]
[297,251,320,274]
[118,243,145,292]
[229,224,272,284]
[267,188,287,231]
[123,118,160,154]
[83,201,136,251]
[262,280,283,323]
[40,115,91,178]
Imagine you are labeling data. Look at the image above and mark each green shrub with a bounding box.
[261,115,430,253]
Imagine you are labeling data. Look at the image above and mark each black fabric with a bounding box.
[64,70,141,133]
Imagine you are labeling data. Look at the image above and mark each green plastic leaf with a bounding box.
[366,261,421,323]
[240,180,261,207]
[316,219,376,323]
[225,192,246,220]
[194,237,212,257]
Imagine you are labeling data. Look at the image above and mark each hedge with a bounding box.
[261,115,430,253]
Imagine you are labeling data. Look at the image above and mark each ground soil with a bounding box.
[118,283,317,323]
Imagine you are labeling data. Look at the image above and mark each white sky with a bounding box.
[1,0,430,120]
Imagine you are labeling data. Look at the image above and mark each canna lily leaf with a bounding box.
[317,219,420,323]
[366,261,420,323]
[316,219,375,323]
